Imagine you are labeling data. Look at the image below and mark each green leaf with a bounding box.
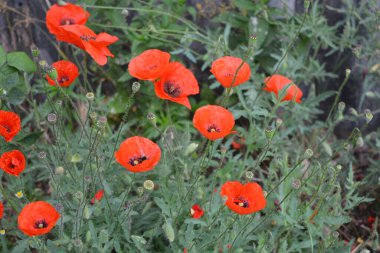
[6,52,36,73]
[6,88,27,105]
[0,66,20,90]
[154,197,171,216]
[0,46,6,67]
[14,131,44,146]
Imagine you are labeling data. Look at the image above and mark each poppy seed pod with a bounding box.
[132,82,141,93]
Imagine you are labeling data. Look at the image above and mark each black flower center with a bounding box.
[58,76,69,84]
[164,82,181,98]
[80,35,96,41]
[0,123,11,133]
[34,219,48,229]
[233,197,250,208]
[207,124,220,133]
[129,156,147,166]
[60,18,75,26]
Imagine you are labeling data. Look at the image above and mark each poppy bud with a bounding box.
[345,69,351,78]
[304,0,310,9]
[184,143,198,155]
[122,9,129,17]
[83,206,90,219]
[304,149,313,159]
[275,118,283,128]
[55,166,64,175]
[47,113,57,123]
[162,222,175,242]
[364,109,373,123]
[86,92,95,101]
[143,180,154,190]
[71,153,83,163]
[338,102,345,112]
[245,171,254,179]
[349,107,358,116]
[97,116,107,129]
[132,82,141,94]
[335,164,342,171]
[89,112,97,121]
[0,88,6,96]
[332,231,339,238]
[265,127,275,139]
[38,151,46,159]
[75,191,83,200]
[31,45,39,58]
[57,0,67,6]
[47,67,58,81]
[147,112,157,126]
[356,137,364,147]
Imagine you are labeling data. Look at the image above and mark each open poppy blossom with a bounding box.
[210,56,251,88]
[115,136,161,173]
[55,25,119,66]
[263,74,303,103]
[45,60,79,87]
[0,202,3,219]
[129,49,171,81]
[153,62,199,109]
[190,204,204,219]
[0,110,21,142]
[0,150,26,176]
[18,201,60,236]
[193,105,235,140]
[91,189,105,205]
[46,3,90,36]
[220,181,266,215]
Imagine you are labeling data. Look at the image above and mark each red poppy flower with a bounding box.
[46,3,90,35]
[45,60,79,87]
[210,56,251,88]
[190,204,204,219]
[0,150,26,176]
[193,105,235,140]
[220,181,266,215]
[129,49,171,81]
[115,136,161,173]
[0,110,21,142]
[55,25,118,66]
[0,202,3,219]
[231,137,245,150]
[263,74,303,103]
[367,216,376,230]
[153,62,199,109]
[91,189,104,204]
[18,201,60,236]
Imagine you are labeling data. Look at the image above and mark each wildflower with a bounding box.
[46,3,90,35]
[210,56,251,88]
[0,202,3,219]
[193,105,235,140]
[153,62,199,109]
[143,180,154,190]
[128,49,170,81]
[190,204,204,219]
[115,136,161,173]
[90,190,104,205]
[45,60,79,87]
[18,201,60,236]
[0,110,21,142]
[0,230,5,235]
[231,137,245,150]
[263,74,303,103]
[55,25,119,66]
[15,191,23,198]
[220,181,266,215]
[0,150,26,176]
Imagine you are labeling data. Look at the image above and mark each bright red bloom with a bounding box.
[0,202,3,219]
[55,25,119,66]
[91,189,105,205]
[193,105,235,140]
[45,60,79,87]
[129,49,171,81]
[18,201,60,236]
[210,56,251,88]
[0,150,26,176]
[220,181,266,215]
[190,204,204,219]
[0,110,21,142]
[115,136,161,173]
[263,74,303,103]
[367,216,376,230]
[231,137,245,150]
[154,62,199,109]
[46,3,90,35]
